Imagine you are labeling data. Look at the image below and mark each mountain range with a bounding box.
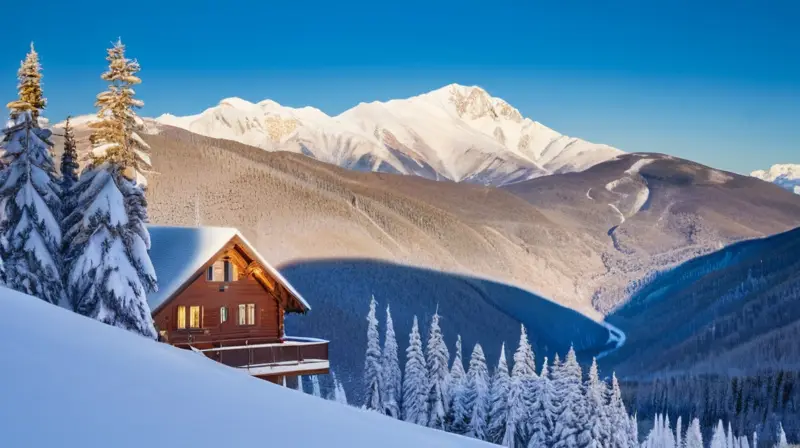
[751,164,800,194]
[151,84,623,186]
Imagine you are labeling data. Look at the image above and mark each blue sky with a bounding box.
[1,0,798,174]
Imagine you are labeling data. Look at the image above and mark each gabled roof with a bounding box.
[146,225,311,314]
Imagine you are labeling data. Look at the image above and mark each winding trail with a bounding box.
[596,321,627,359]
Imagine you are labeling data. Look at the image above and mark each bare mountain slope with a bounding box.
[502,153,800,314]
[151,84,623,186]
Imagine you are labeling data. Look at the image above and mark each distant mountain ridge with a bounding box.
[149,84,623,186]
[751,163,800,194]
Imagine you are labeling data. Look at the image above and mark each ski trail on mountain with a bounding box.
[586,188,594,200]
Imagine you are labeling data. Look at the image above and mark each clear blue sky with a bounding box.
[1,0,798,174]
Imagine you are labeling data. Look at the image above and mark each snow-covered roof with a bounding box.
[146,225,311,313]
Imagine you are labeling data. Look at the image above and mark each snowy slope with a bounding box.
[0,286,491,448]
[151,84,622,185]
[751,163,800,194]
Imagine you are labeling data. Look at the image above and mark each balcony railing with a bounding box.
[199,336,330,377]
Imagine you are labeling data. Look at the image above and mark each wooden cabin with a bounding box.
[146,225,329,385]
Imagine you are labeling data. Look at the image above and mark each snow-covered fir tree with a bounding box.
[1,45,64,302]
[585,358,611,448]
[711,420,727,448]
[64,39,157,338]
[551,346,591,448]
[448,334,469,434]
[776,423,788,448]
[403,316,429,425]
[463,343,490,440]
[487,343,511,444]
[295,375,304,393]
[607,372,632,448]
[528,357,557,448]
[425,309,450,429]
[740,436,750,448]
[7,43,46,119]
[363,296,384,412]
[59,116,79,217]
[629,413,639,448]
[334,377,348,405]
[728,422,735,448]
[675,416,682,448]
[311,375,321,398]
[503,325,537,447]
[684,418,704,448]
[382,304,402,418]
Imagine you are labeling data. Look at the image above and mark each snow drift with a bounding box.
[0,286,491,448]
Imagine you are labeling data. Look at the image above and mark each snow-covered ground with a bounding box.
[0,286,491,448]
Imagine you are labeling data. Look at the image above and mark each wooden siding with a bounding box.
[153,246,284,348]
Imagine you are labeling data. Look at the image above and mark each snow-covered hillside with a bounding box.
[152,84,622,186]
[0,286,491,448]
[751,163,800,194]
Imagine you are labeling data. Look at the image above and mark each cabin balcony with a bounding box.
[196,336,330,379]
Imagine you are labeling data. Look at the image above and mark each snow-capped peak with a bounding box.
[751,163,800,194]
[149,84,624,185]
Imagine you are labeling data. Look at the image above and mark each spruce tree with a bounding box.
[629,413,639,448]
[64,39,157,338]
[463,343,490,440]
[59,116,79,212]
[528,357,557,448]
[711,420,727,448]
[551,346,591,448]
[585,358,611,448]
[382,304,402,418]
[776,423,788,448]
[741,436,750,448]
[608,372,632,448]
[295,375,304,393]
[487,343,511,444]
[403,316,429,425]
[675,416,682,448]
[363,296,384,412]
[503,325,537,447]
[7,43,46,119]
[334,377,348,405]
[311,375,321,398]
[684,418,703,448]
[449,334,469,434]
[0,45,65,305]
[425,309,450,429]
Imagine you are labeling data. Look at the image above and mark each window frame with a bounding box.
[220,306,228,324]
[189,305,203,329]
[238,303,256,326]
[176,305,187,330]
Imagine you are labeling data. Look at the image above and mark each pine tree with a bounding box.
[585,358,611,448]
[403,316,429,425]
[551,346,591,448]
[711,420,727,448]
[728,422,735,448]
[7,43,46,119]
[528,357,557,448]
[503,325,537,447]
[59,116,79,211]
[608,372,632,448]
[295,375,304,393]
[382,304,402,418]
[463,343,490,440]
[487,343,511,444]
[334,378,349,405]
[629,414,639,448]
[0,106,65,305]
[64,39,157,338]
[425,309,450,429]
[363,296,384,412]
[675,416,682,448]
[665,415,676,448]
[775,423,787,448]
[684,418,703,448]
[741,436,750,448]
[311,375,321,397]
[449,334,469,434]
